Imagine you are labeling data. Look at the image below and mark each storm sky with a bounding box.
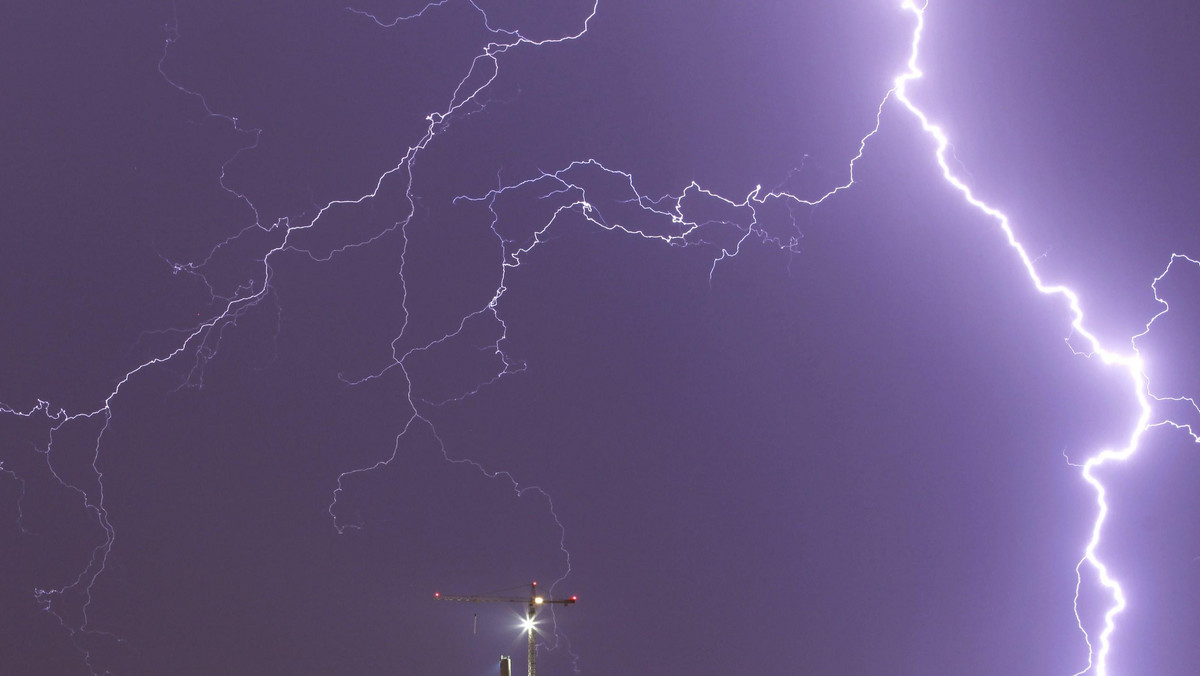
[3,1,1200,675]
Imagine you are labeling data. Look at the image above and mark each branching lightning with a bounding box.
[2,0,1195,674]
[2,2,596,671]
[460,3,1200,674]
[892,5,1198,674]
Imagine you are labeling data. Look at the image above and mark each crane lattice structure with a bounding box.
[435,581,577,676]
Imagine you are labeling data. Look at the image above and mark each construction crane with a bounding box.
[435,581,577,676]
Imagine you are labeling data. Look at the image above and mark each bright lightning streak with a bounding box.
[890,3,1168,674]
[3,0,1194,674]
[467,2,1196,673]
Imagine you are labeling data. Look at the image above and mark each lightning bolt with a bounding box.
[1,2,596,671]
[893,4,1197,673]
[2,1,1194,674]
[459,2,1198,673]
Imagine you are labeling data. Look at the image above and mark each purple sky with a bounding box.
[3,1,1200,675]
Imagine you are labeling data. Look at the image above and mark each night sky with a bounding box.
[3,1,1200,675]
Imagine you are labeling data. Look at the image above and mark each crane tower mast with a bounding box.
[435,581,577,676]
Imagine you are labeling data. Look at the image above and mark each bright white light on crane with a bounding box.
[534,596,544,605]
[521,617,537,633]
